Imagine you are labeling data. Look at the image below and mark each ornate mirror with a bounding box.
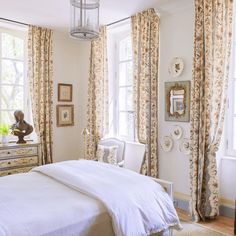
[165,81,190,122]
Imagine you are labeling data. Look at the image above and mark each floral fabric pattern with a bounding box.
[96,145,118,165]
[190,0,233,221]
[131,9,159,178]
[28,26,53,164]
[86,27,109,160]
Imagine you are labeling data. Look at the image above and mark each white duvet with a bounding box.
[31,160,182,236]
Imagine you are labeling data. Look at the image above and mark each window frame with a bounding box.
[108,21,135,141]
[225,13,236,157]
[0,26,30,126]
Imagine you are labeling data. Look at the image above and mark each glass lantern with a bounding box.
[70,0,100,40]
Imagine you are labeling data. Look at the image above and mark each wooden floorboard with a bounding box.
[177,208,234,236]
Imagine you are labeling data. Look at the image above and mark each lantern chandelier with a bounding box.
[70,0,100,40]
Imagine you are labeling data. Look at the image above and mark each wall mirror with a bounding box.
[165,81,190,122]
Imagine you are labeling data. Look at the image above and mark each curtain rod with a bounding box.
[0,16,130,28]
[0,18,29,26]
[107,16,130,27]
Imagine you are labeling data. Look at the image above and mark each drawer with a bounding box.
[0,166,34,177]
[0,156,38,169]
[0,146,38,158]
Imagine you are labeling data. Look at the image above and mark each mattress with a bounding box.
[0,172,114,236]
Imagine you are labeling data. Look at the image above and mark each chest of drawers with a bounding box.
[0,143,41,177]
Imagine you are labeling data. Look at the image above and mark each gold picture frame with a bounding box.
[56,105,74,127]
[58,83,73,102]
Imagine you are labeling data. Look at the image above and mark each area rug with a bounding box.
[173,221,226,236]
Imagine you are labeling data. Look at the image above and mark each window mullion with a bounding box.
[114,39,119,137]
[0,31,2,123]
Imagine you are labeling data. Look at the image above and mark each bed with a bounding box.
[0,160,182,236]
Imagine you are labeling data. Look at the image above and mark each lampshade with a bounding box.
[70,0,100,40]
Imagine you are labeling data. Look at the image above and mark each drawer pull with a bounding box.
[7,173,11,175]
[8,162,11,165]
[7,152,10,154]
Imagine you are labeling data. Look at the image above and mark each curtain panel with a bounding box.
[131,9,160,178]
[86,26,109,160]
[190,0,233,221]
[28,26,53,164]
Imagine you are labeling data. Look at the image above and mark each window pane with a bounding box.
[119,87,133,111]
[119,61,133,86]
[2,59,24,85]
[233,81,236,114]
[1,85,24,110]
[119,36,132,61]
[2,33,24,60]
[234,45,236,78]
[233,117,236,150]
[118,112,134,140]
[0,110,15,124]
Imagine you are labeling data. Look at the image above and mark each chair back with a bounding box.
[124,142,145,173]
[98,138,125,163]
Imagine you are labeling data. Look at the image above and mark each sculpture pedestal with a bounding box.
[17,136,27,144]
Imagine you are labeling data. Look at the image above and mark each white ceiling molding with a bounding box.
[0,0,193,32]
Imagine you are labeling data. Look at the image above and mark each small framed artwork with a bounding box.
[58,83,73,102]
[173,98,185,115]
[57,105,74,127]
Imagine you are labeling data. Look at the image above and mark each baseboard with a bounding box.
[219,205,235,218]
[174,192,235,219]
[174,197,189,212]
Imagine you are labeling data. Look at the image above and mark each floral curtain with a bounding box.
[86,26,109,159]
[190,0,233,221]
[131,9,160,177]
[28,26,53,164]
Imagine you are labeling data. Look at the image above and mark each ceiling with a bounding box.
[0,0,192,32]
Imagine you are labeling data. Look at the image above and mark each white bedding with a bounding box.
[0,160,182,236]
[33,160,182,236]
[0,171,114,236]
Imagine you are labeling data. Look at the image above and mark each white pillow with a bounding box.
[96,145,118,165]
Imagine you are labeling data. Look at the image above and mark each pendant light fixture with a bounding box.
[70,0,100,40]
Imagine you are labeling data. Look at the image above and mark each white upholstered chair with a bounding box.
[98,138,126,167]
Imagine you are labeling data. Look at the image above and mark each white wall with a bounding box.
[158,3,194,197]
[219,158,236,202]
[218,133,236,205]
[52,31,90,162]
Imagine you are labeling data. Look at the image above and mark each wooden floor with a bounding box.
[177,208,235,236]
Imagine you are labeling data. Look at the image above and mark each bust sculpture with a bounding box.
[11,110,33,144]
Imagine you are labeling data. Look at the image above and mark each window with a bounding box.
[226,12,236,156]
[108,21,135,141]
[0,27,30,125]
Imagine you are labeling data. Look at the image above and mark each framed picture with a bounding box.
[165,81,190,122]
[58,83,73,102]
[57,105,74,127]
[173,98,185,115]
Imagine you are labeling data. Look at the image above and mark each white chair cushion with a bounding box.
[96,145,118,165]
